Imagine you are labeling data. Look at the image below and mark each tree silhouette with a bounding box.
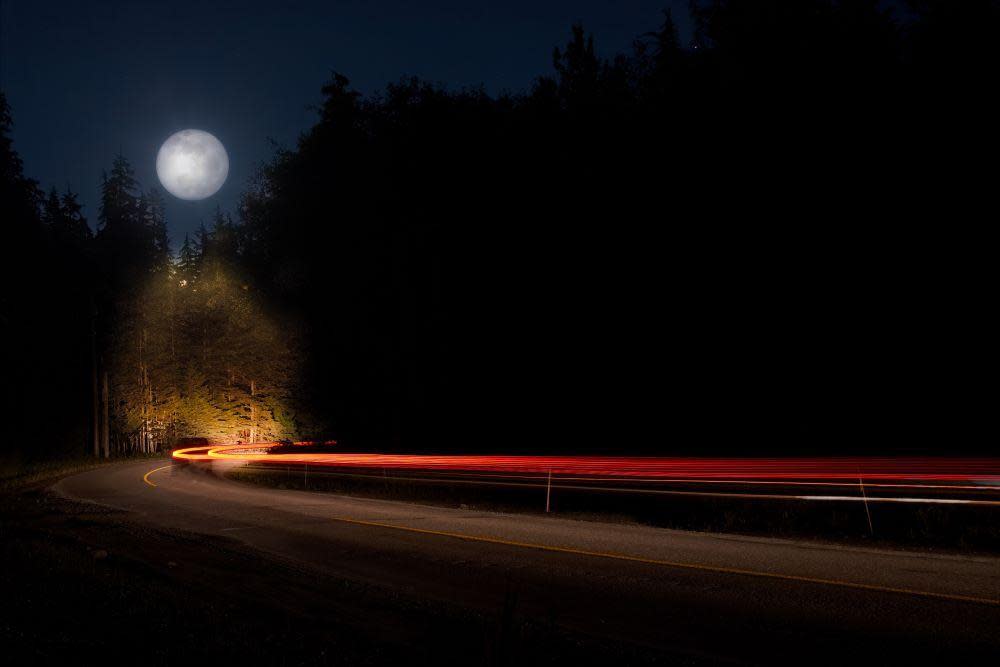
[3,2,998,460]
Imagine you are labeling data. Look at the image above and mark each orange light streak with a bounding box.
[172,444,1000,486]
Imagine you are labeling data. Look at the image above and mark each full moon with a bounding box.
[156,129,229,200]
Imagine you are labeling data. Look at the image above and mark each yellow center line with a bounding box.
[331,516,1000,607]
[143,464,175,488]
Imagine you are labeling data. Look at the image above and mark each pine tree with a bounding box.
[57,189,93,246]
[98,154,140,237]
[0,92,42,253]
[96,155,181,454]
[209,206,239,267]
[178,233,199,286]
[44,186,92,247]
[195,221,211,263]
[140,188,170,272]
[553,25,600,109]
[2,93,97,459]
[649,9,682,83]
[43,187,63,226]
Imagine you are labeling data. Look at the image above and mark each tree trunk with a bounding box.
[101,370,110,458]
[90,303,100,458]
[249,378,257,444]
[139,328,150,454]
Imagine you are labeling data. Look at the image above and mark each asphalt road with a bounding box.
[54,459,1000,664]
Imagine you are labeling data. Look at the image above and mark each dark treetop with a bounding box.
[1,1,995,459]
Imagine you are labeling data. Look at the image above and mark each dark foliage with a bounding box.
[1,2,995,459]
[235,2,994,453]
[1,92,94,461]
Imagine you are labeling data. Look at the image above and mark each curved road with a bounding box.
[55,460,1000,664]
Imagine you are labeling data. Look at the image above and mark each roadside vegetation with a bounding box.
[0,456,122,492]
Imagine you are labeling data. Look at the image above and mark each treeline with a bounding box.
[234,0,995,453]
[2,94,95,461]
[94,158,304,454]
[1,114,303,460]
[2,1,995,459]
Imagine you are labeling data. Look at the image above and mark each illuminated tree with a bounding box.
[177,234,198,286]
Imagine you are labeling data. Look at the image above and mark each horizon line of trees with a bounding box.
[2,1,996,460]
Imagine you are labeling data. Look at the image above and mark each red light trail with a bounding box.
[167,444,1000,505]
[173,444,1000,484]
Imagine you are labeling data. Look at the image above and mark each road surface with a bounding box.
[54,459,1000,664]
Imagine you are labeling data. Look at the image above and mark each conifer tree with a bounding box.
[178,233,199,286]
[140,188,171,273]
[98,154,140,238]
[57,189,92,246]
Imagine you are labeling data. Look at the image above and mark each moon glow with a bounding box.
[156,129,229,200]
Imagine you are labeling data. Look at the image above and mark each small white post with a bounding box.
[859,477,874,535]
[545,469,552,513]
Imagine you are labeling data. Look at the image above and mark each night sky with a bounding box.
[1,0,691,244]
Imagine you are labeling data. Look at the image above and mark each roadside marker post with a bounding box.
[546,469,552,513]
[859,477,874,535]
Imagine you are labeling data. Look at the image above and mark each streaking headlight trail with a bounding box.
[172,444,1000,505]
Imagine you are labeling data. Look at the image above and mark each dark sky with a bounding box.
[1,0,691,244]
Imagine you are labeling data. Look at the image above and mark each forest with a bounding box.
[1,1,995,461]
